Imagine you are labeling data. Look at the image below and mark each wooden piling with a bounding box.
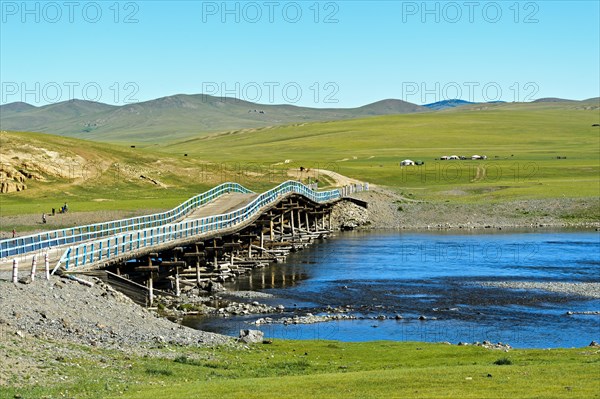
[212,241,219,269]
[290,210,295,236]
[148,274,154,306]
[260,231,265,256]
[175,270,181,297]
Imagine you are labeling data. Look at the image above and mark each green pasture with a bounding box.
[1,103,598,221]
[2,340,599,399]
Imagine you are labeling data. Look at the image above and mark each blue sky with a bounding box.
[1,0,598,107]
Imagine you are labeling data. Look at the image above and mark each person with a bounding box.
[52,208,55,216]
[42,213,47,224]
[64,202,68,213]
[12,228,16,238]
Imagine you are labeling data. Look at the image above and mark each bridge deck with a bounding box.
[0,193,258,272]
[182,193,257,220]
[1,180,368,273]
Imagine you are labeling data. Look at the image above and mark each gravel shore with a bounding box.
[331,187,599,231]
[479,281,600,299]
[0,271,235,387]
[0,272,230,350]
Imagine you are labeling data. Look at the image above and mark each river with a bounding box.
[184,230,600,348]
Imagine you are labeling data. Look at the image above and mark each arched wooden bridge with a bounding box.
[0,181,368,281]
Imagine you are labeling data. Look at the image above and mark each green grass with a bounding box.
[161,103,600,203]
[2,340,599,399]
[1,102,599,222]
[0,131,264,218]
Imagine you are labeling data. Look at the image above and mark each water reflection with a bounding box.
[227,264,309,291]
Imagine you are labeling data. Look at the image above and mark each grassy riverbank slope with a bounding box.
[2,333,599,399]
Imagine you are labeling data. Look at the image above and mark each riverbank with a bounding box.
[1,238,599,398]
[331,188,600,231]
[2,326,598,398]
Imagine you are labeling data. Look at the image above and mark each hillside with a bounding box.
[161,101,600,202]
[1,101,598,223]
[0,95,429,143]
[0,130,253,218]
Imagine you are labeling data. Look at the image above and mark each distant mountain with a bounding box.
[0,99,117,134]
[0,101,36,114]
[354,99,427,114]
[0,94,429,143]
[2,95,595,143]
[423,99,474,111]
[533,97,576,103]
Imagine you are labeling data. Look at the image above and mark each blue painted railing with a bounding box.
[0,183,252,258]
[56,180,354,271]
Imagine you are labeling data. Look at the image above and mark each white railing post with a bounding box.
[12,259,18,284]
[30,255,37,282]
[44,252,50,280]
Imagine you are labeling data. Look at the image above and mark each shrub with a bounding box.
[494,357,513,365]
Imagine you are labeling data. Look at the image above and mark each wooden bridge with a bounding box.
[1,181,368,304]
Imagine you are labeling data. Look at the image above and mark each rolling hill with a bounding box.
[1,100,598,220]
[423,99,475,110]
[0,95,429,143]
[161,100,600,201]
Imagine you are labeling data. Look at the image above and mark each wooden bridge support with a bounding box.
[101,194,347,306]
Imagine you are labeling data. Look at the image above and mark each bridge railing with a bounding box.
[56,180,344,271]
[0,182,253,259]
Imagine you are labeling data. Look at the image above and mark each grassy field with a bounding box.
[161,102,600,203]
[1,101,598,224]
[0,131,268,218]
[2,339,599,399]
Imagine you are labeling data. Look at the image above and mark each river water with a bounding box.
[184,230,600,348]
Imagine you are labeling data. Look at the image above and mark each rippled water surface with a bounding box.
[185,230,600,348]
